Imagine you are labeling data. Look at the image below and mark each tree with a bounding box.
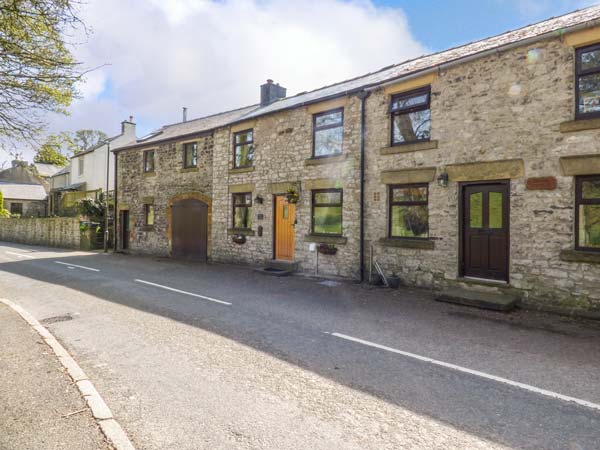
[0,191,10,218]
[70,129,108,153]
[33,141,69,166]
[0,0,85,150]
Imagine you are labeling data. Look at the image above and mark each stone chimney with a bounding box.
[260,79,286,107]
[121,116,136,138]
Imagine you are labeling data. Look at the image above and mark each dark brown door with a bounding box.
[172,199,208,261]
[120,210,129,250]
[462,182,509,281]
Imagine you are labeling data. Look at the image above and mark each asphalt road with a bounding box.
[1,241,599,450]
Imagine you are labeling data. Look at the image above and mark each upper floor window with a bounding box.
[312,189,343,235]
[313,108,343,157]
[576,44,600,120]
[143,150,155,173]
[232,193,252,229]
[390,87,431,145]
[78,158,84,176]
[575,175,600,251]
[389,184,429,239]
[233,130,254,168]
[183,142,198,168]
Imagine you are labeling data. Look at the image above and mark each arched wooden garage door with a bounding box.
[171,198,208,261]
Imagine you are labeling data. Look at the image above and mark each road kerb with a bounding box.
[0,297,136,450]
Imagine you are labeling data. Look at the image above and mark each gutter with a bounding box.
[356,90,370,283]
[113,151,118,252]
[112,129,212,154]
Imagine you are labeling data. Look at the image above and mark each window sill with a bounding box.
[140,225,154,232]
[180,167,199,173]
[559,249,600,264]
[227,228,255,236]
[379,237,435,250]
[304,154,347,166]
[229,166,255,175]
[143,171,156,177]
[559,118,600,133]
[380,140,438,155]
[304,234,347,245]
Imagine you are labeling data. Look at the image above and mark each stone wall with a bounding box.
[117,135,214,256]
[4,199,46,218]
[364,36,600,311]
[0,217,80,248]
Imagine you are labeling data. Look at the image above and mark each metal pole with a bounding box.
[104,141,110,252]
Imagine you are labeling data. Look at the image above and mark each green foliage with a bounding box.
[33,139,69,166]
[70,129,108,153]
[0,0,84,148]
[77,198,104,220]
[0,191,9,218]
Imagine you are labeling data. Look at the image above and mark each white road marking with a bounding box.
[329,332,600,412]
[5,251,35,259]
[134,279,232,306]
[54,261,100,272]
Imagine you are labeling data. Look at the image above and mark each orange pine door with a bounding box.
[275,195,295,260]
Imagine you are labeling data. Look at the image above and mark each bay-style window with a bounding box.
[576,44,600,120]
[233,193,252,229]
[313,109,343,157]
[575,175,600,251]
[312,189,342,235]
[389,184,429,238]
[233,130,254,168]
[183,142,198,168]
[143,150,155,173]
[390,87,431,145]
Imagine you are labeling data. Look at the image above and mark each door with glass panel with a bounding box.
[461,181,509,281]
[274,195,295,261]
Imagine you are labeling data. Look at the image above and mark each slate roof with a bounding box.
[33,163,62,177]
[0,182,47,201]
[116,5,600,151]
[51,164,71,177]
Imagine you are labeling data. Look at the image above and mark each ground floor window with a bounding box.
[233,193,252,229]
[312,189,342,235]
[389,184,429,238]
[144,204,155,226]
[9,202,23,216]
[576,175,600,251]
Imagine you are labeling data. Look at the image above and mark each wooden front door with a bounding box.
[120,210,129,250]
[461,181,509,281]
[171,199,208,261]
[274,195,295,260]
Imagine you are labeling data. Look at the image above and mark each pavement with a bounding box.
[1,241,600,449]
[0,302,110,450]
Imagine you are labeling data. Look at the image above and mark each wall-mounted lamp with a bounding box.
[254,194,264,204]
[437,171,449,188]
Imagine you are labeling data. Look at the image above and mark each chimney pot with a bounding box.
[183,107,188,123]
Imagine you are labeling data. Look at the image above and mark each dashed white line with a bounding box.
[54,261,100,272]
[5,251,35,259]
[329,332,600,412]
[134,279,232,306]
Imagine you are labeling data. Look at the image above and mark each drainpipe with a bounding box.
[113,150,118,252]
[356,90,370,283]
[104,140,111,253]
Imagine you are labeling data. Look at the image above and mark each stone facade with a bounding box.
[0,217,80,248]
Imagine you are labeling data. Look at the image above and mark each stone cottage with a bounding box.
[115,6,600,312]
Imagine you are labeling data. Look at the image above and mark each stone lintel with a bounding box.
[304,154,348,166]
[228,166,255,175]
[380,167,436,185]
[304,234,347,245]
[230,120,256,133]
[560,249,600,264]
[143,171,156,177]
[383,73,438,95]
[446,159,524,182]
[304,178,343,190]
[379,237,435,250]
[229,183,255,193]
[559,118,600,133]
[119,205,130,210]
[380,140,438,155]
[267,181,301,194]
[563,26,600,48]
[227,228,256,236]
[141,196,154,204]
[180,167,199,173]
[559,154,600,176]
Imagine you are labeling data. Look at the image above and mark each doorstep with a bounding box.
[435,287,519,312]
[254,259,299,277]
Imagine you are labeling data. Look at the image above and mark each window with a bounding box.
[10,202,23,216]
[389,184,429,239]
[232,193,252,229]
[144,204,154,226]
[575,175,600,251]
[576,44,600,120]
[78,158,84,176]
[390,87,431,145]
[312,189,342,235]
[183,142,198,168]
[233,130,254,168]
[313,109,343,157]
[143,150,155,173]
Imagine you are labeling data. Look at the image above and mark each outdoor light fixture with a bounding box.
[254,194,264,204]
[437,171,449,188]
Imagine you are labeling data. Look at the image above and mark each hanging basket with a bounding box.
[286,188,300,204]
[317,243,337,255]
[232,234,247,244]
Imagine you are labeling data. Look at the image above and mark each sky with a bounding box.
[2,0,598,167]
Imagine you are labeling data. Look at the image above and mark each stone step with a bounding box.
[264,259,299,272]
[435,288,519,312]
[254,267,292,277]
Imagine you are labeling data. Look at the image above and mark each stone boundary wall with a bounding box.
[0,217,81,249]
